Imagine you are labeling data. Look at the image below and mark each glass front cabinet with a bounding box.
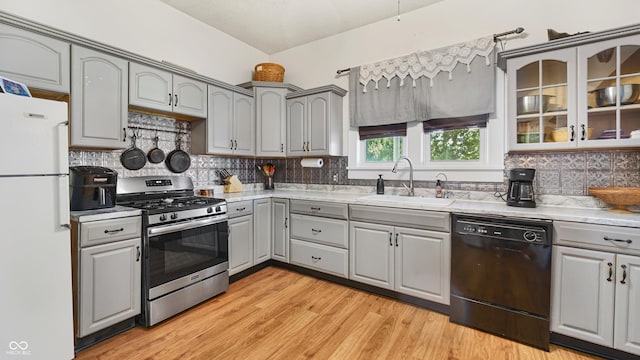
[507,34,640,150]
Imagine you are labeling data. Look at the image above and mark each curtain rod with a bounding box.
[493,27,524,42]
[336,27,524,74]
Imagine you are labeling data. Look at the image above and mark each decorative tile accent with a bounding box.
[561,152,586,170]
[587,170,612,188]
[586,152,612,170]
[537,154,561,170]
[613,151,638,170]
[561,170,586,195]
[537,170,561,189]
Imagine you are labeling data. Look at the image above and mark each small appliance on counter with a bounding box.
[70,166,118,211]
[506,168,536,208]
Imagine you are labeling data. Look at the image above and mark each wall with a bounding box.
[0,0,268,85]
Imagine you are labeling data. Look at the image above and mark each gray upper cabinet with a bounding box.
[191,85,254,156]
[286,85,346,156]
[70,45,128,149]
[256,87,287,157]
[0,24,70,93]
[129,62,206,118]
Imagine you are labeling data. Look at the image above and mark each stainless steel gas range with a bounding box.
[117,176,229,326]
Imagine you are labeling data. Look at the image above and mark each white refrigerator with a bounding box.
[0,94,74,359]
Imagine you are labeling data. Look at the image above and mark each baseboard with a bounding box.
[551,333,638,360]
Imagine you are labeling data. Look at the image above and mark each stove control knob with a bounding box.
[523,231,538,242]
[171,213,178,220]
[207,207,213,214]
[159,214,167,222]
[215,206,222,213]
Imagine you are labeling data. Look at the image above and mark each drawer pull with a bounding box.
[311,256,322,262]
[311,228,322,234]
[606,262,613,282]
[104,228,124,234]
[604,236,632,244]
[310,207,321,211]
[236,207,246,211]
[621,264,628,284]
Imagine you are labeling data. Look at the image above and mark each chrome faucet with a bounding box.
[392,156,414,196]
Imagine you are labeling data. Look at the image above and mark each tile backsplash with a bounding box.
[70,112,640,196]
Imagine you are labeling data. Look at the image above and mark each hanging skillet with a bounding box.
[165,132,190,173]
[147,130,165,164]
[120,130,147,170]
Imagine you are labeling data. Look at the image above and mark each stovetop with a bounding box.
[121,196,225,215]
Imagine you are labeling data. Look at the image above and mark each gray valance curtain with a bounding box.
[349,37,496,129]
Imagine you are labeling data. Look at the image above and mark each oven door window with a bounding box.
[148,222,228,288]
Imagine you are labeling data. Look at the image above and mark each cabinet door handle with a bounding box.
[580,124,586,141]
[311,228,322,234]
[229,139,234,150]
[281,143,284,152]
[569,125,575,142]
[395,233,399,247]
[168,93,172,106]
[606,262,613,282]
[234,140,238,150]
[621,264,628,284]
[311,256,322,261]
[604,236,632,244]
[136,246,141,262]
[284,217,288,229]
[122,128,126,142]
[389,232,393,246]
[104,228,124,234]
[174,94,178,106]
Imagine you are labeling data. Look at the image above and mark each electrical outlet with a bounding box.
[332,173,338,183]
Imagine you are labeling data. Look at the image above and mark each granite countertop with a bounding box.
[70,205,141,222]
[217,189,640,228]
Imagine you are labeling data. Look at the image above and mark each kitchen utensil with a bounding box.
[589,187,640,213]
[591,84,640,107]
[517,95,553,114]
[120,130,146,170]
[165,133,190,173]
[147,131,165,164]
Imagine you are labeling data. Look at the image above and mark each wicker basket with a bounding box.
[254,63,285,82]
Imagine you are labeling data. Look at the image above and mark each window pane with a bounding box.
[365,137,403,162]
[430,129,480,160]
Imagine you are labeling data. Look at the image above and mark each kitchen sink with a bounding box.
[358,194,455,206]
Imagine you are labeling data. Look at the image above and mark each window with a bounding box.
[365,136,404,162]
[429,128,480,161]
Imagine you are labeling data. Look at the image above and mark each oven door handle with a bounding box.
[148,215,227,236]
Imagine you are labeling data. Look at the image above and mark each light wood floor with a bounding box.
[75,267,601,360]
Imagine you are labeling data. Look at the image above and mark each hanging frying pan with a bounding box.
[165,133,190,173]
[120,131,146,170]
[147,131,165,164]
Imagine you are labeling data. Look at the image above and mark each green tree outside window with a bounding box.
[430,129,480,160]
[365,137,403,162]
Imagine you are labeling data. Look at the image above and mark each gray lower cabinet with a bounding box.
[348,205,450,305]
[552,221,640,356]
[0,23,70,93]
[289,200,349,278]
[129,62,207,118]
[73,216,141,338]
[70,45,128,149]
[228,201,254,275]
[272,198,290,262]
[253,198,272,264]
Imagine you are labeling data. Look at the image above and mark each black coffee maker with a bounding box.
[507,168,536,208]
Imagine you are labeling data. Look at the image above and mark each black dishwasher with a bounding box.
[450,214,552,351]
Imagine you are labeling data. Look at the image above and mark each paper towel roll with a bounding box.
[300,158,323,168]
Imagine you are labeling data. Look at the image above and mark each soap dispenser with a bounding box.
[435,179,443,198]
[376,174,385,194]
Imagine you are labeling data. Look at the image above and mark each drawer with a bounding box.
[290,214,348,248]
[290,200,348,220]
[227,200,253,218]
[554,221,640,255]
[80,216,141,247]
[349,204,449,232]
[290,239,348,278]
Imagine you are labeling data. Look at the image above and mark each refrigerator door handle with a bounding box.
[57,122,69,174]
[58,175,70,229]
